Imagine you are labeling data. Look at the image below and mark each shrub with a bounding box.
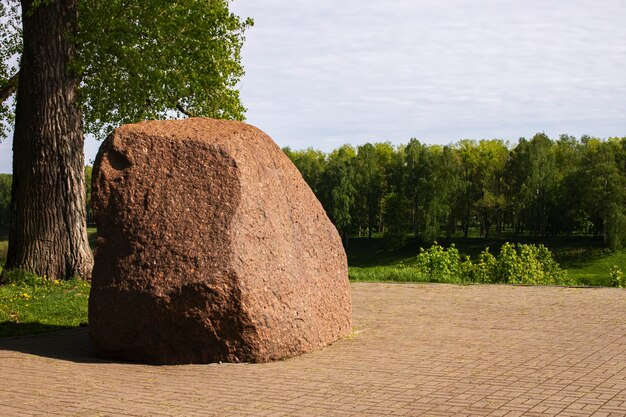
[495,242,523,283]
[493,243,570,285]
[409,242,569,285]
[414,242,462,283]
[610,265,625,288]
[472,248,497,283]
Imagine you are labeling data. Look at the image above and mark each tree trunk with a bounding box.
[5,0,93,280]
[602,215,608,247]
[445,215,454,239]
[368,201,373,239]
[463,195,470,238]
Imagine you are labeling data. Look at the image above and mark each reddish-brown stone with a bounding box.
[88,118,351,364]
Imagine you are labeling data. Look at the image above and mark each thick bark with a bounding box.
[5,0,93,280]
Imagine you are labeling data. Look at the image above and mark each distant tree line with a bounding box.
[0,133,623,251]
[283,133,626,250]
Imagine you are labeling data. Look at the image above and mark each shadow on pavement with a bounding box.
[0,321,80,338]
[0,326,109,364]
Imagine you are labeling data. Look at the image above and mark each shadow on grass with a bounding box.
[346,237,419,267]
[0,321,82,338]
[0,323,106,364]
[347,236,606,266]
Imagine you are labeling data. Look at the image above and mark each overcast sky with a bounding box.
[230,0,626,150]
[1,0,625,172]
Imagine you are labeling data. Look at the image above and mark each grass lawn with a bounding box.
[560,248,626,286]
[0,272,89,338]
[0,231,93,338]
[347,236,626,287]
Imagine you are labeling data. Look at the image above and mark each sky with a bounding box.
[230,0,626,150]
[1,0,625,172]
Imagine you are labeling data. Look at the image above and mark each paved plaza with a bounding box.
[0,283,624,416]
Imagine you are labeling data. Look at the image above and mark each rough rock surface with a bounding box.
[88,118,352,364]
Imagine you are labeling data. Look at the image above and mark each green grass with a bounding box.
[0,271,89,338]
[350,265,432,283]
[347,236,626,287]
[0,231,92,339]
[558,248,626,286]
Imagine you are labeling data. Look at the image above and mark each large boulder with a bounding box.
[89,118,351,364]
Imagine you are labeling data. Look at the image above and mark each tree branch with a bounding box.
[0,72,19,103]
[176,101,195,117]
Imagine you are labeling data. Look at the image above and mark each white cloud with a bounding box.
[232,0,626,150]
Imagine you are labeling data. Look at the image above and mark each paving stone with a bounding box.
[0,283,624,416]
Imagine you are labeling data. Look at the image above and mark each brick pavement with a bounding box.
[0,283,624,416]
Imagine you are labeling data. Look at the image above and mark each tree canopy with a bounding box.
[0,0,252,139]
[284,134,626,251]
[0,0,20,139]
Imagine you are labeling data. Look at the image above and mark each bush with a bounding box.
[408,242,570,285]
[471,248,497,283]
[610,265,625,288]
[501,243,569,285]
[414,242,462,283]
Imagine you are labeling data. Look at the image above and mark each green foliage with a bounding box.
[461,242,569,285]
[0,270,90,338]
[76,0,252,137]
[0,0,20,140]
[610,265,625,288]
[495,242,522,282]
[468,248,497,283]
[382,192,411,250]
[283,147,326,194]
[558,244,626,287]
[318,145,357,237]
[414,243,462,283]
[353,142,391,238]
[1,0,252,139]
[491,243,570,285]
[347,236,624,287]
[349,241,570,286]
[283,135,626,253]
[577,138,626,249]
[606,204,626,251]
